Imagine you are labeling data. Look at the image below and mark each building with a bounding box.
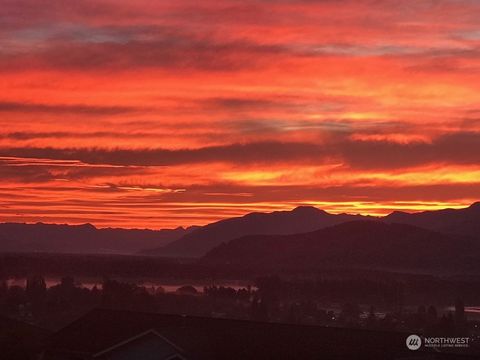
[41,308,476,360]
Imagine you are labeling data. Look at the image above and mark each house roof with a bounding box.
[0,314,50,337]
[43,308,472,360]
[0,315,51,360]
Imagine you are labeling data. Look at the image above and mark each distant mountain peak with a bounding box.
[144,204,364,257]
[79,223,96,230]
[292,205,327,214]
[387,210,409,217]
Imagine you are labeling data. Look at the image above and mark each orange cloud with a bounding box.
[1,0,479,227]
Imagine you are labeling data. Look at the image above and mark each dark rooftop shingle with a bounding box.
[44,308,457,360]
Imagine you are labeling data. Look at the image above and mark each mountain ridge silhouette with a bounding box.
[1,202,478,256]
[0,222,198,254]
[143,202,480,258]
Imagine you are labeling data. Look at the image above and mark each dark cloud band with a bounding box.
[0,131,479,168]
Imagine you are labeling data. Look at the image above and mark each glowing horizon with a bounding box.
[1,0,480,229]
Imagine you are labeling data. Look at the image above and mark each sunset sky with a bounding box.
[1,0,480,229]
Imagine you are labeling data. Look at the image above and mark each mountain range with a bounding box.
[384,202,480,237]
[142,206,366,257]
[0,202,479,257]
[142,202,480,258]
[0,222,197,254]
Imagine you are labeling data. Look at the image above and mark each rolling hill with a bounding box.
[201,221,480,272]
